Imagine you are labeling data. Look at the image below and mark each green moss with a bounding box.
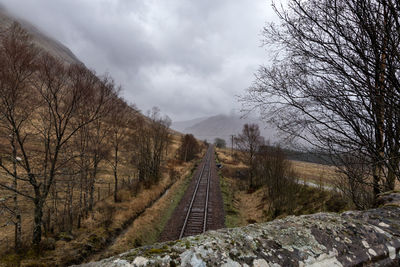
[146,248,170,255]
[123,256,135,262]
[149,171,193,242]
[214,151,239,228]
[219,174,241,228]
[122,251,139,261]
[185,240,191,249]
[167,241,177,247]
[131,162,196,248]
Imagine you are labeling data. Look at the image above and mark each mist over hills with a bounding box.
[0,5,279,149]
[172,114,279,146]
[0,6,80,64]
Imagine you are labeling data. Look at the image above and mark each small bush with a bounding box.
[96,202,116,228]
[326,195,348,212]
[41,237,56,250]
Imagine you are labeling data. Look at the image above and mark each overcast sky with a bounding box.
[1,0,278,121]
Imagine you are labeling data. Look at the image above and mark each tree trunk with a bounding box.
[11,133,22,252]
[373,8,388,198]
[89,159,98,211]
[114,144,119,202]
[114,170,118,202]
[14,214,22,252]
[386,155,398,191]
[33,197,43,249]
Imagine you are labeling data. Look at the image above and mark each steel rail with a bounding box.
[179,149,210,239]
[203,163,211,233]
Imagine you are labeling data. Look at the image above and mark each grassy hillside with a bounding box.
[0,7,80,64]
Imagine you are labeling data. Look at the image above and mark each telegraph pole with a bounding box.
[230,134,235,156]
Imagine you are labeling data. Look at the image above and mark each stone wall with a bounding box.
[77,192,400,266]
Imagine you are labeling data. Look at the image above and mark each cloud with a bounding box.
[1,0,277,121]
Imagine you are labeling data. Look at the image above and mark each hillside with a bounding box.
[0,8,208,267]
[0,5,80,64]
[172,114,279,145]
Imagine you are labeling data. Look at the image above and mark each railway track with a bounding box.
[179,146,213,238]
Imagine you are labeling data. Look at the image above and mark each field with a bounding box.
[217,147,340,185]
[291,160,338,185]
[292,158,400,190]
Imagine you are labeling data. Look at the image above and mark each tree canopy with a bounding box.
[243,0,400,206]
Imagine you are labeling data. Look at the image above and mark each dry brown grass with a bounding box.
[216,147,246,168]
[0,130,206,266]
[217,146,340,185]
[216,147,348,228]
[91,159,199,261]
[292,160,400,190]
[48,175,174,265]
[291,160,339,185]
[236,188,266,225]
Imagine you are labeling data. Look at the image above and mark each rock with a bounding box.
[132,257,148,266]
[75,193,400,266]
[58,232,74,242]
[375,191,400,208]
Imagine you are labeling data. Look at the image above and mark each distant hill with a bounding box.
[172,114,279,146]
[172,116,208,133]
[0,6,80,64]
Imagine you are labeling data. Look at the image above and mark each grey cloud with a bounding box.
[1,0,277,121]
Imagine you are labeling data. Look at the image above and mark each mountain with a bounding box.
[0,6,80,64]
[171,116,208,133]
[172,114,279,146]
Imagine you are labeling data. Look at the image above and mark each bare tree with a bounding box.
[254,145,298,218]
[0,23,39,251]
[32,56,113,246]
[334,153,375,210]
[72,75,115,216]
[87,117,111,210]
[177,134,199,162]
[132,107,171,185]
[0,24,114,248]
[108,96,131,202]
[243,0,400,205]
[235,123,264,188]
